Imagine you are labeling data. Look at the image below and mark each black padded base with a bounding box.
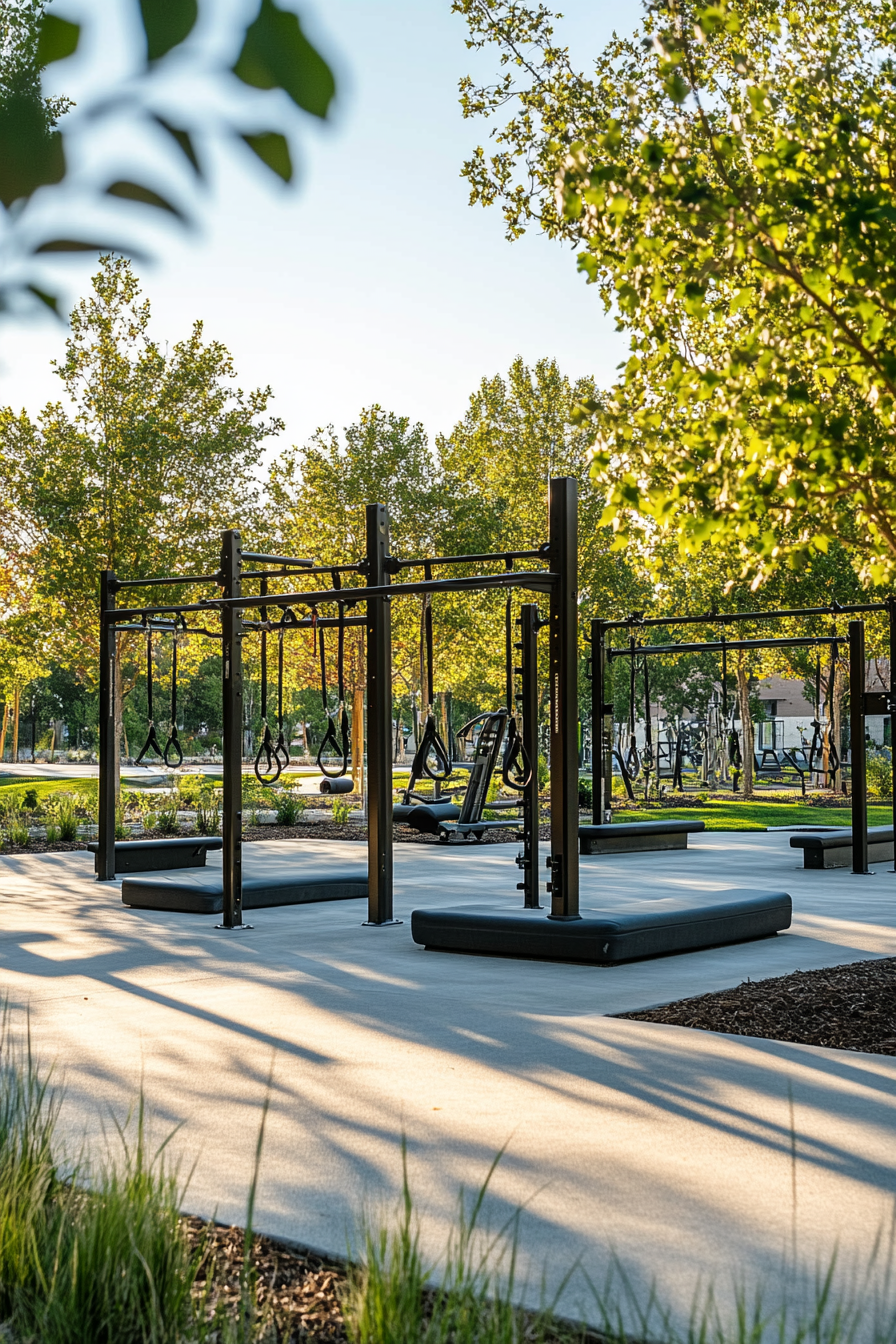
[790,826,894,869]
[121,864,367,914]
[411,890,791,964]
[579,820,705,856]
[88,837,223,874]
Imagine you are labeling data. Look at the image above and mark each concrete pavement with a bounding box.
[0,830,894,1336]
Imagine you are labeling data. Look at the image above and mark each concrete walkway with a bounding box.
[1,831,894,1335]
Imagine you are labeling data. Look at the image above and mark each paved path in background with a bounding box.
[0,832,894,1335]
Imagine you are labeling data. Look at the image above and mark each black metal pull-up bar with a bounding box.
[606,635,840,661]
[605,601,883,632]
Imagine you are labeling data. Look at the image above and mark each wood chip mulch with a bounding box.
[182,1216,601,1343]
[616,957,896,1055]
[183,1216,348,1341]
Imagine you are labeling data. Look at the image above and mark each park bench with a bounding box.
[411,890,792,964]
[579,818,705,855]
[88,836,223,875]
[789,826,894,869]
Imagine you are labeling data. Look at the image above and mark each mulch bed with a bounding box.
[0,822,548,854]
[183,1216,598,1343]
[617,958,896,1055]
[184,1217,348,1341]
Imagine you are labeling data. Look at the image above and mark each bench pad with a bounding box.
[411,890,791,964]
[88,837,223,874]
[790,825,893,869]
[579,819,705,856]
[122,864,367,914]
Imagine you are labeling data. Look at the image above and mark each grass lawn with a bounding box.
[0,778,96,803]
[612,799,893,830]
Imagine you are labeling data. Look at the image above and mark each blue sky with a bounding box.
[3,0,642,451]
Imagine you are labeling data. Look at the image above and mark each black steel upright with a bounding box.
[590,618,612,825]
[849,619,869,876]
[96,569,117,881]
[517,603,541,908]
[220,530,248,928]
[365,503,398,925]
[547,477,579,920]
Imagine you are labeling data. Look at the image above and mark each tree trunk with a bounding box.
[0,702,9,761]
[12,688,20,763]
[352,686,364,794]
[736,659,754,797]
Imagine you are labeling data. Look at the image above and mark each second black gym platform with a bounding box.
[122,860,367,914]
[411,890,791,964]
[579,819,705,855]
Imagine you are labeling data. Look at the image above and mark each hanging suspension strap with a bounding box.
[807,654,824,774]
[671,724,685,791]
[317,574,351,778]
[406,567,452,798]
[273,609,298,771]
[624,638,641,779]
[502,596,532,791]
[824,637,841,778]
[641,651,653,774]
[162,628,184,768]
[253,583,281,785]
[135,626,165,764]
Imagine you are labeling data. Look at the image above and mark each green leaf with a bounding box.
[0,96,64,207]
[152,116,202,175]
[139,0,198,62]
[26,285,60,316]
[34,239,122,253]
[36,14,80,65]
[106,180,186,218]
[240,131,293,181]
[233,0,335,119]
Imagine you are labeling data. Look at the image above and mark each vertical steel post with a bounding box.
[96,570,117,881]
[364,503,399,925]
[219,530,248,928]
[849,619,869,875]
[517,603,541,908]
[547,477,580,920]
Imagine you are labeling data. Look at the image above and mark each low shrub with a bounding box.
[274,789,306,825]
[536,753,550,790]
[332,799,351,824]
[44,822,61,843]
[866,747,892,799]
[3,803,30,847]
[155,795,180,836]
[578,777,592,810]
[21,788,39,812]
[50,794,80,842]
[196,789,220,835]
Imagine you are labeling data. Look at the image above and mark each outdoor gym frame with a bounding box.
[589,598,896,876]
[96,477,580,926]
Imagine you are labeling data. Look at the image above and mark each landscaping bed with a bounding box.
[617,958,896,1055]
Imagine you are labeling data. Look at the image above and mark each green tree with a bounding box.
[0,254,281,772]
[454,0,896,585]
[270,406,444,773]
[437,356,642,704]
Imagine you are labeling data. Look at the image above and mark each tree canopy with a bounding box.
[455,0,896,586]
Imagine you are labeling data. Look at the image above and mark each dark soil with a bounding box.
[617,957,896,1055]
[0,838,88,855]
[183,1216,599,1343]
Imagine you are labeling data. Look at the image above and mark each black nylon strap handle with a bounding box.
[274,626,290,770]
[135,626,165,764]
[162,634,183,768]
[317,581,350,779]
[642,652,653,771]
